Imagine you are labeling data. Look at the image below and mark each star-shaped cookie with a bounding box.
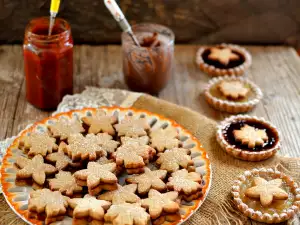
[114,115,150,137]
[74,162,117,190]
[48,117,85,141]
[63,133,106,161]
[126,167,167,195]
[156,148,193,173]
[208,47,240,65]
[104,203,150,225]
[48,171,83,196]
[82,109,117,135]
[233,125,268,149]
[16,155,57,185]
[167,169,202,195]
[150,126,180,152]
[113,143,155,169]
[68,194,111,220]
[245,177,288,207]
[28,189,69,220]
[98,184,140,204]
[218,80,249,99]
[141,189,179,219]
[85,133,120,154]
[46,143,81,170]
[18,133,58,157]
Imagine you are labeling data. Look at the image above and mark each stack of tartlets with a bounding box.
[4,108,210,225]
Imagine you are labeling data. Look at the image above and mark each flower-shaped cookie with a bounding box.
[16,155,57,185]
[104,203,150,225]
[48,171,83,196]
[28,189,69,224]
[63,133,106,161]
[167,169,202,195]
[126,167,167,195]
[46,143,81,170]
[98,184,140,204]
[84,133,120,154]
[141,189,179,219]
[208,47,240,66]
[114,115,150,137]
[68,194,111,221]
[113,143,155,169]
[82,109,117,135]
[233,125,268,149]
[121,136,149,146]
[218,80,250,99]
[18,133,58,157]
[48,117,85,141]
[150,126,180,152]
[74,162,117,190]
[156,148,193,173]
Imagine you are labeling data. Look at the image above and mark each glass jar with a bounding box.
[122,23,175,95]
[23,17,73,110]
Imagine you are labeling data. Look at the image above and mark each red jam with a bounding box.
[23,17,73,109]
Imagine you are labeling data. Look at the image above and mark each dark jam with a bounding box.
[202,48,245,69]
[24,17,73,110]
[223,120,278,151]
[122,27,174,95]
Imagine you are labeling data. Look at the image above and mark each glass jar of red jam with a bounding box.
[122,23,175,95]
[23,17,73,110]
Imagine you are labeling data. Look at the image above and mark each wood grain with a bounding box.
[0,44,299,225]
[1,45,300,159]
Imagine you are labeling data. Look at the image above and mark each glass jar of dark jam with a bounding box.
[23,17,73,110]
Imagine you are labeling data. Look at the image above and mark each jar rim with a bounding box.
[122,23,175,48]
[25,17,70,42]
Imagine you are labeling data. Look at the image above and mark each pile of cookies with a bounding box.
[14,109,204,225]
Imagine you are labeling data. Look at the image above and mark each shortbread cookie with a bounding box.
[104,203,150,225]
[48,117,85,141]
[74,162,117,190]
[153,213,181,225]
[167,169,202,195]
[233,125,268,149]
[245,177,288,207]
[150,126,180,152]
[82,109,117,135]
[121,136,150,146]
[46,143,81,170]
[156,148,193,173]
[114,115,150,137]
[68,194,111,222]
[126,167,167,195]
[218,80,250,99]
[113,143,155,170]
[126,167,146,175]
[208,47,240,66]
[88,183,118,196]
[63,133,106,161]
[84,133,120,154]
[18,132,58,157]
[28,189,69,225]
[98,184,140,204]
[48,171,83,196]
[181,191,203,201]
[141,189,179,219]
[16,155,57,185]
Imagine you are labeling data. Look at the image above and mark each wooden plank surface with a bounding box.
[1,44,300,161]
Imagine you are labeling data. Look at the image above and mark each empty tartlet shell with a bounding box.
[216,115,281,161]
[204,76,263,113]
[231,168,300,224]
[196,43,252,76]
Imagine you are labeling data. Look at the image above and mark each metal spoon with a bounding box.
[104,0,140,47]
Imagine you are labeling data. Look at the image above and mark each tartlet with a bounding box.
[217,115,280,161]
[196,43,252,76]
[204,76,263,113]
[232,168,300,223]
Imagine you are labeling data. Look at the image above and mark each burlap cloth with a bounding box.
[0,93,299,225]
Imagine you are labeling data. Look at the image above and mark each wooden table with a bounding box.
[0,45,300,158]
